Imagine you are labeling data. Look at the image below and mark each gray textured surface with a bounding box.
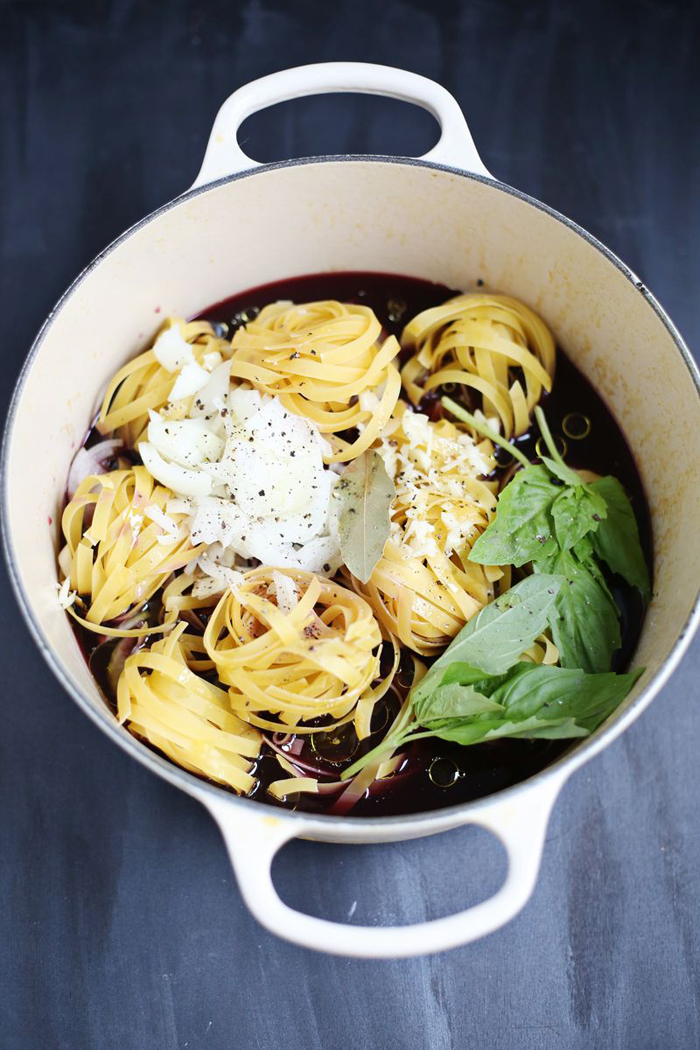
[1,1,699,1048]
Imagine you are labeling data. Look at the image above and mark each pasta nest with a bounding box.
[348,406,505,656]
[229,300,401,463]
[401,294,556,438]
[60,466,202,634]
[117,622,262,795]
[97,320,228,445]
[203,567,396,739]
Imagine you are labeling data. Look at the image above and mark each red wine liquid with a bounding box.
[74,272,652,818]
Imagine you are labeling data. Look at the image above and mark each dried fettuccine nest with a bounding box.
[203,567,398,740]
[401,293,555,438]
[229,300,401,463]
[97,319,230,446]
[117,622,262,794]
[346,405,503,656]
[59,466,202,635]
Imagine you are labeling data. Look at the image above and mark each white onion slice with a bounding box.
[190,361,231,415]
[152,325,194,372]
[272,571,299,614]
[194,556,245,598]
[139,442,212,498]
[144,504,179,539]
[57,577,76,609]
[147,416,224,468]
[202,351,223,372]
[170,360,210,401]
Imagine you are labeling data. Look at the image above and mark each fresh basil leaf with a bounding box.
[414,682,505,725]
[425,662,643,745]
[551,484,607,551]
[540,454,583,488]
[573,539,616,603]
[589,476,651,602]
[572,534,594,562]
[432,713,591,745]
[534,550,621,672]
[438,662,495,687]
[485,661,643,728]
[469,465,560,567]
[331,450,395,583]
[497,716,594,740]
[410,573,564,705]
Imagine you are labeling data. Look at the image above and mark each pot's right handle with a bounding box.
[202,770,567,959]
[191,62,492,189]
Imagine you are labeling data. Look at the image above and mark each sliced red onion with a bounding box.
[67,439,123,498]
[315,781,344,796]
[179,609,207,632]
[272,732,293,746]
[111,607,147,629]
[270,733,304,755]
[263,734,336,777]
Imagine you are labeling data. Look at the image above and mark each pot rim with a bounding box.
[3,153,700,832]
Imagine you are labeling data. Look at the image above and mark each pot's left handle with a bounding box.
[199,771,566,959]
[190,62,492,189]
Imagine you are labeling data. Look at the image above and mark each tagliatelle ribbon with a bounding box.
[97,319,229,445]
[60,466,203,634]
[57,290,567,806]
[401,294,556,438]
[267,655,425,806]
[117,622,262,794]
[521,632,560,666]
[203,566,396,740]
[229,300,401,463]
[347,407,503,655]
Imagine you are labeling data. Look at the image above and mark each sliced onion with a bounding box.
[147,416,224,468]
[67,439,122,497]
[139,441,212,498]
[263,735,339,777]
[152,325,194,372]
[191,361,231,414]
[170,360,210,400]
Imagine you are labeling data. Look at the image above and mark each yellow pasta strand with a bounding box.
[97,319,229,445]
[401,294,556,438]
[161,572,220,624]
[203,567,392,740]
[229,300,401,463]
[521,631,560,666]
[117,623,262,794]
[60,467,203,632]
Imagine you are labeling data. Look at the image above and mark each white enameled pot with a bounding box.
[3,63,700,959]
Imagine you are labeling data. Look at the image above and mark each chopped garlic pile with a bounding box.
[376,409,496,560]
[139,369,341,581]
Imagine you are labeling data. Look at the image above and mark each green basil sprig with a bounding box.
[342,573,643,780]
[414,662,642,746]
[443,398,650,672]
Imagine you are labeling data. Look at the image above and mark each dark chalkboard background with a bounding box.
[1,2,699,1048]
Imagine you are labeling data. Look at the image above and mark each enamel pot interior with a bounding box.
[5,158,700,845]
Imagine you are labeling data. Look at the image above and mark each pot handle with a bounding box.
[201,771,566,959]
[191,62,492,189]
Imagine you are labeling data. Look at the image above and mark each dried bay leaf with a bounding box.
[332,450,395,583]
